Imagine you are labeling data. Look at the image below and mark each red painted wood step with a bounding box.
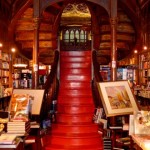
[58,89,92,97]
[57,104,94,114]
[57,96,94,105]
[60,74,91,82]
[60,51,91,57]
[56,113,93,124]
[51,124,99,135]
[59,82,91,89]
[60,68,91,77]
[44,145,103,150]
[60,62,91,69]
[60,56,91,62]
[45,134,102,146]
[60,68,91,75]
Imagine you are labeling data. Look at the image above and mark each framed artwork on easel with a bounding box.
[97,81,139,117]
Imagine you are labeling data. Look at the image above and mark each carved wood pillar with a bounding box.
[109,0,118,126]
[32,17,40,89]
[110,0,117,82]
[32,0,41,89]
[110,18,117,81]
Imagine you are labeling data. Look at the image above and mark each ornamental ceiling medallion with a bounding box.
[62,3,91,18]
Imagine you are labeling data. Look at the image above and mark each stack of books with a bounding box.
[7,121,30,135]
[103,137,112,150]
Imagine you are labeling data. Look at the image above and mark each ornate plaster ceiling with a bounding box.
[62,3,91,18]
[61,3,91,26]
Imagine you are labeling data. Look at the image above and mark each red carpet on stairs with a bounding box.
[43,50,103,150]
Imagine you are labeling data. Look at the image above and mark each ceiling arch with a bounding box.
[41,0,110,16]
[3,0,140,65]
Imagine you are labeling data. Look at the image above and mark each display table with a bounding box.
[131,134,150,150]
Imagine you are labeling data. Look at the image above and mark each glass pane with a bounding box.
[64,30,69,42]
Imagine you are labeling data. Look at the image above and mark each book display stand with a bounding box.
[96,81,140,149]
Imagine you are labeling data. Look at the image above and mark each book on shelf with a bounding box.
[93,107,104,124]
[7,121,30,134]
[7,121,30,125]
[0,111,9,133]
[103,137,112,150]
[30,121,40,128]
[7,130,30,134]
[7,124,30,130]
[25,136,36,144]
[116,137,131,145]
[0,134,17,144]
[99,119,107,129]
[129,115,134,135]
[7,124,30,131]
[109,126,123,130]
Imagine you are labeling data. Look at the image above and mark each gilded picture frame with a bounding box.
[97,81,139,117]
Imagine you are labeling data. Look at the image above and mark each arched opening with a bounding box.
[60,2,91,51]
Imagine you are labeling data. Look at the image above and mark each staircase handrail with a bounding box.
[92,50,103,82]
[41,50,59,122]
[92,50,103,107]
[44,50,59,90]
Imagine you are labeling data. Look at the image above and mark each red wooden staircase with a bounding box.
[43,50,103,150]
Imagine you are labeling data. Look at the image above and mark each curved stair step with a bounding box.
[44,134,103,147]
[60,62,91,69]
[60,56,91,62]
[51,124,99,135]
[58,89,92,97]
[45,145,103,150]
[59,81,91,89]
[57,96,94,105]
[57,104,94,114]
[60,68,91,75]
[56,113,93,124]
[60,74,91,82]
[60,51,91,56]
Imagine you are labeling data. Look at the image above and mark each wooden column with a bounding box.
[110,0,117,82]
[32,17,40,89]
[110,18,117,81]
[32,0,41,89]
[109,0,118,126]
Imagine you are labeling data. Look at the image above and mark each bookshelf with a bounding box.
[139,51,150,86]
[99,65,110,81]
[0,49,10,97]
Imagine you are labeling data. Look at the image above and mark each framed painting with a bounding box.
[97,81,139,117]
[12,89,45,115]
